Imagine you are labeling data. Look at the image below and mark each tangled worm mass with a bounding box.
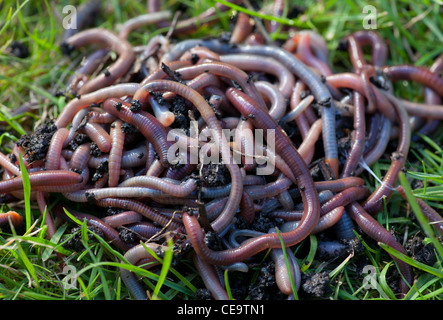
[2,0,443,300]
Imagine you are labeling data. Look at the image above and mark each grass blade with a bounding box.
[399,172,443,261]
[17,152,32,231]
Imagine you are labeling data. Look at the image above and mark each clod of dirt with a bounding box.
[248,261,285,300]
[65,226,104,252]
[67,133,89,150]
[16,120,57,163]
[121,122,138,134]
[200,163,231,187]
[91,160,108,182]
[89,142,102,157]
[252,212,283,233]
[119,228,136,244]
[194,288,212,300]
[301,271,331,298]
[8,41,30,58]
[204,231,224,251]
[406,235,438,266]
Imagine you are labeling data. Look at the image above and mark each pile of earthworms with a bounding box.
[2,0,443,300]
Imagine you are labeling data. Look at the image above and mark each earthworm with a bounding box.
[325,72,396,121]
[61,28,135,94]
[239,191,255,225]
[350,30,388,67]
[108,120,125,187]
[355,116,392,176]
[0,152,20,176]
[362,93,411,215]
[55,83,140,129]
[120,242,166,300]
[418,53,443,136]
[285,30,330,64]
[175,60,267,110]
[63,108,91,148]
[397,186,443,236]
[87,109,117,124]
[271,246,301,296]
[88,143,147,169]
[0,211,23,228]
[234,117,256,171]
[346,202,413,295]
[4,5,443,301]
[118,11,172,40]
[180,46,221,63]
[45,128,70,170]
[278,189,295,210]
[102,211,143,228]
[268,186,368,221]
[192,253,229,300]
[341,91,366,178]
[62,0,101,41]
[219,54,295,98]
[54,205,132,252]
[383,65,443,97]
[118,176,197,197]
[254,81,287,120]
[124,221,163,239]
[102,98,171,167]
[280,206,345,235]
[295,32,332,76]
[296,119,322,164]
[69,142,91,171]
[346,36,378,114]
[230,12,254,44]
[67,49,110,94]
[333,210,357,240]
[280,94,314,123]
[0,170,83,194]
[182,90,320,265]
[132,80,243,234]
[313,177,365,193]
[95,198,182,230]
[171,39,338,175]
[81,122,112,153]
[221,40,338,175]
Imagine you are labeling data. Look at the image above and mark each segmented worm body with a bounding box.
[3,6,441,300]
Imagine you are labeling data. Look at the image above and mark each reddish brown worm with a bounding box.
[346,202,413,295]
[397,186,443,236]
[55,83,140,129]
[101,211,143,228]
[94,198,183,230]
[102,98,171,167]
[118,11,172,40]
[0,211,23,228]
[230,12,254,45]
[181,88,320,265]
[54,205,132,252]
[108,120,125,187]
[362,93,411,215]
[45,128,69,170]
[0,170,83,194]
[62,28,135,95]
[132,79,243,234]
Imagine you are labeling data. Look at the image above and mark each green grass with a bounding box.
[0,0,443,301]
